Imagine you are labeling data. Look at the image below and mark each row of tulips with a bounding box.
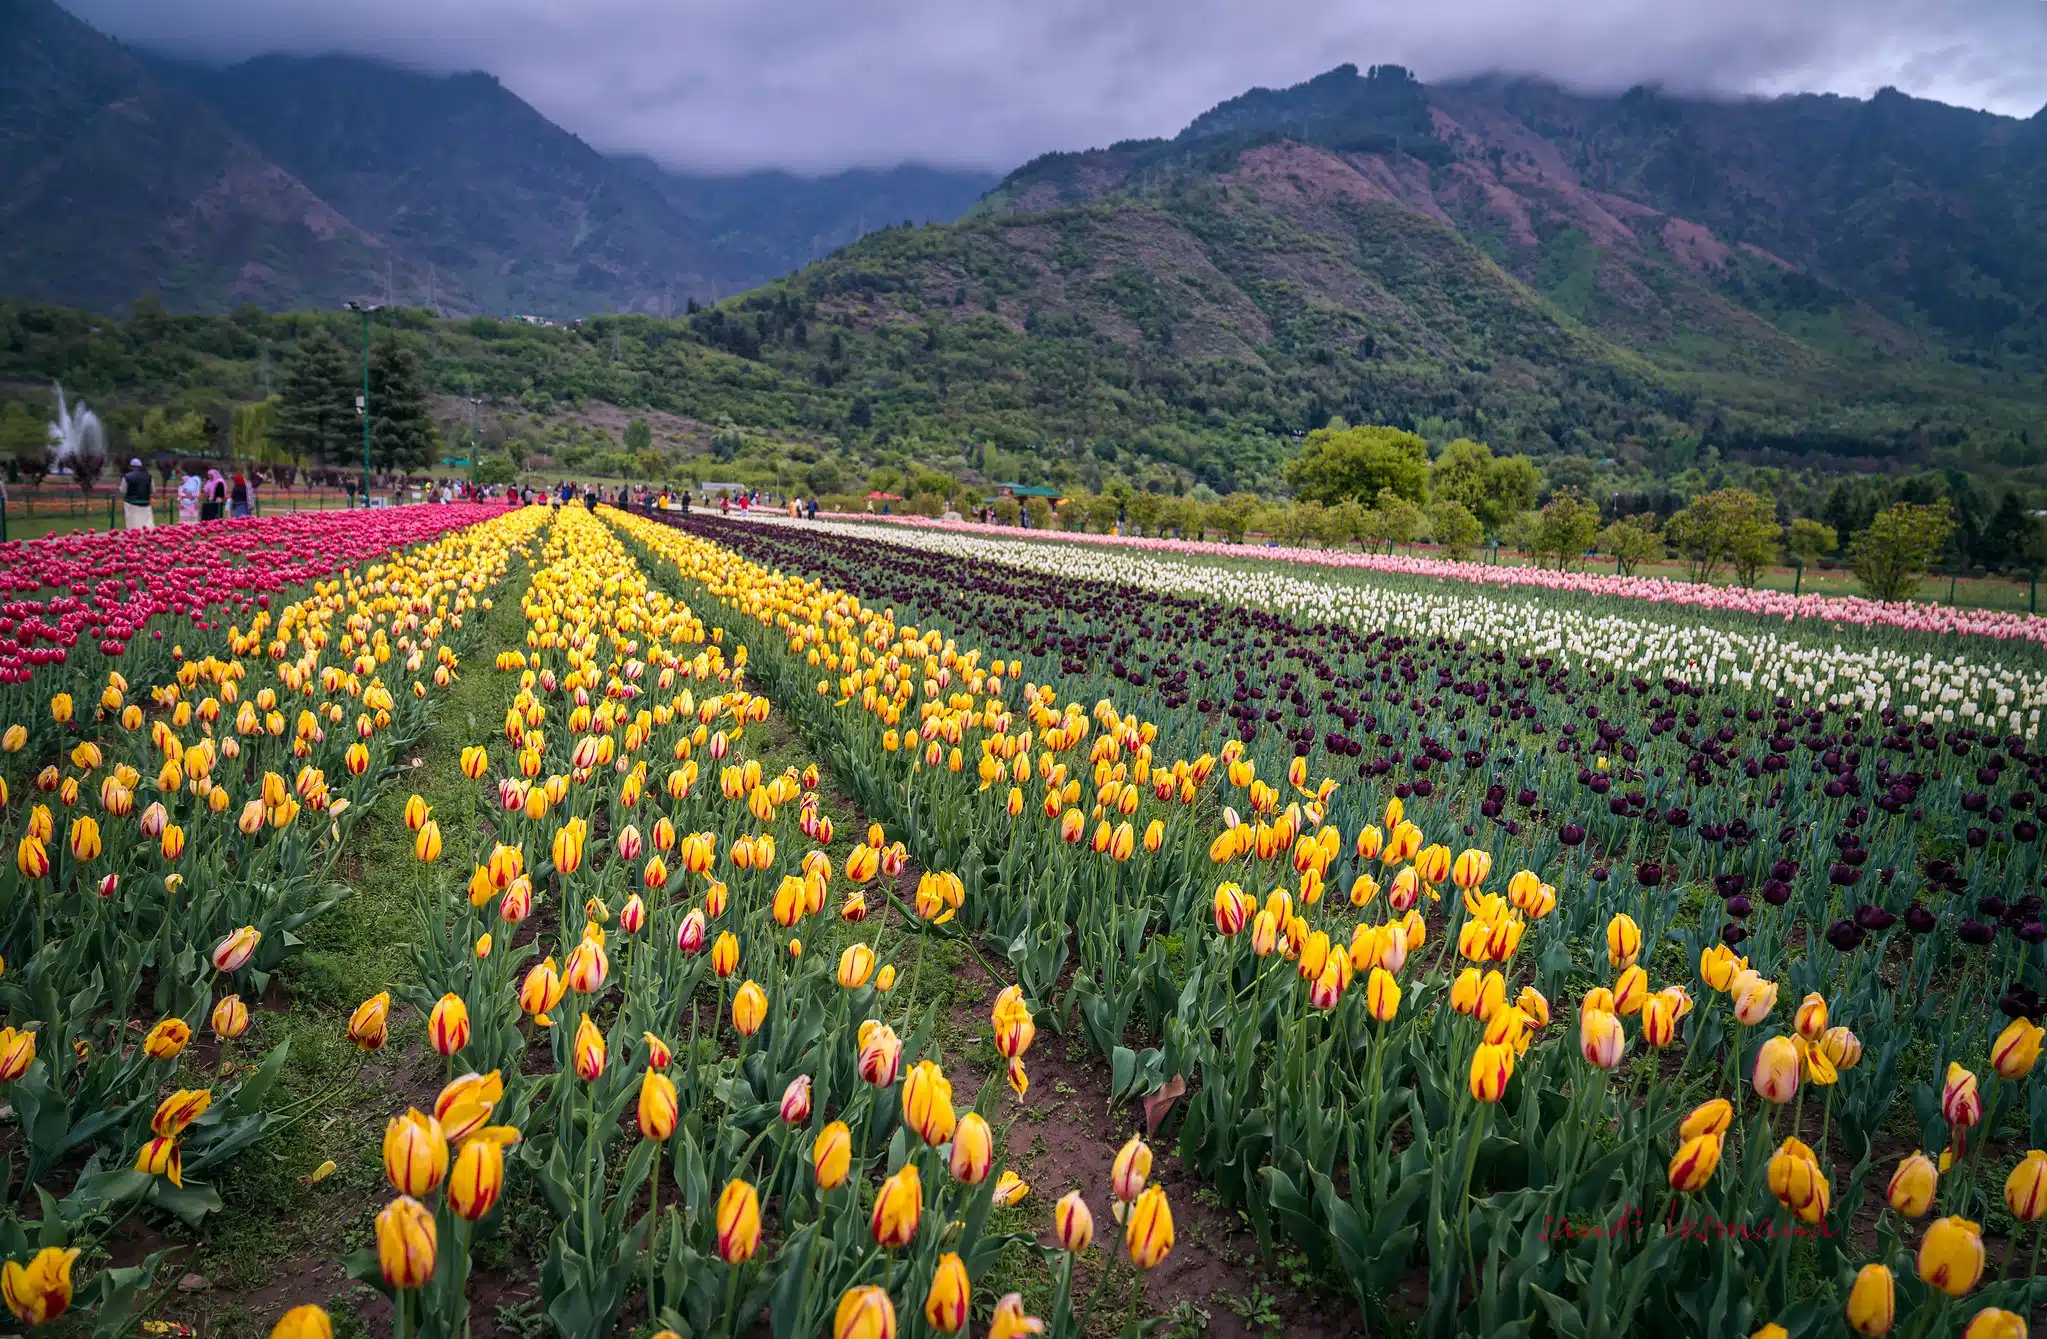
[256,505,1175,1339]
[804,510,2047,652]
[601,506,2047,1337]
[0,504,551,1333]
[0,503,509,749]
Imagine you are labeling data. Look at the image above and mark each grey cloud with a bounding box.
[66,0,2047,171]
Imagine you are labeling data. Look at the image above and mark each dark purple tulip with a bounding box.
[1967,827,1988,849]
[1665,807,1691,828]
[1559,824,1586,847]
[1963,792,1988,812]
[1726,895,1753,918]
[1771,860,1798,881]
[2022,922,2047,945]
[1853,905,1897,931]
[1590,865,1609,882]
[1393,783,1413,800]
[1905,905,1938,934]
[1958,919,1996,946]
[1824,919,1865,951]
[1516,789,1537,807]
[1828,863,1859,887]
[1720,924,1749,947]
[1761,878,1792,906]
[1635,861,1663,887]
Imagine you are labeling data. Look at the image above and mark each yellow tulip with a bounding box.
[1942,1062,1983,1129]
[1917,1215,1985,1296]
[269,1304,334,1339]
[414,819,442,863]
[833,1286,897,1339]
[1,1245,80,1326]
[151,1088,212,1138]
[1888,1151,1939,1217]
[732,980,768,1037]
[382,1109,449,1196]
[944,1110,993,1185]
[434,1071,504,1142]
[134,1135,182,1186]
[871,1162,922,1248]
[923,1252,970,1333]
[813,1120,853,1190]
[717,1179,762,1263]
[346,992,390,1051]
[1845,1263,1894,1336]
[447,1130,515,1221]
[858,1020,902,1086]
[574,1013,607,1079]
[1767,1138,1831,1224]
[1124,1183,1174,1269]
[0,1027,37,1081]
[1668,1133,1722,1192]
[639,1070,679,1140]
[1793,992,1829,1042]
[1752,1034,1801,1104]
[1959,1309,2027,1339]
[375,1196,437,1289]
[1680,1098,1733,1140]
[1469,1041,1514,1102]
[838,942,876,989]
[428,994,470,1057]
[1992,1017,2044,1080]
[144,1017,192,1059]
[2004,1150,2047,1222]
[211,993,250,1040]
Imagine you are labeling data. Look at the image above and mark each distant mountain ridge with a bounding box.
[0,0,996,317]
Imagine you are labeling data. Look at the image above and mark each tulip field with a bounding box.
[6,499,2047,1339]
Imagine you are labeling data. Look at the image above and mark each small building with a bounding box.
[698,481,749,496]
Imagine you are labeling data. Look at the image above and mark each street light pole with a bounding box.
[345,302,381,506]
[467,388,482,490]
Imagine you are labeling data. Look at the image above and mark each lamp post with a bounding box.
[344,302,381,506]
[467,388,483,491]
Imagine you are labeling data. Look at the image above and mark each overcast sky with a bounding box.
[67,0,2047,174]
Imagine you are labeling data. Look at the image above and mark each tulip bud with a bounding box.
[1844,1263,1894,1336]
[1579,1009,1625,1069]
[1793,992,1829,1042]
[871,1163,923,1248]
[639,1070,679,1140]
[780,1074,813,1125]
[1111,1135,1153,1202]
[1992,1017,2044,1080]
[1916,1215,1984,1297]
[1958,1310,2026,1339]
[375,1196,437,1289]
[732,980,768,1037]
[1054,1189,1095,1252]
[270,1305,334,1339]
[447,1129,514,1221]
[834,1286,896,1339]
[813,1120,853,1190]
[949,1111,994,1185]
[1942,1062,1983,1129]
[429,994,470,1057]
[1124,1184,1174,1269]
[1668,1132,1722,1192]
[144,1017,192,1060]
[211,993,250,1040]
[383,1109,449,1196]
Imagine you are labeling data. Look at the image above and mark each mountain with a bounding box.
[689,62,2042,475]
[0,0,386,313]
[0,0,996,317]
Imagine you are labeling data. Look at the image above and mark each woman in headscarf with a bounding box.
[229,473,251,518]
[201,469,227,522]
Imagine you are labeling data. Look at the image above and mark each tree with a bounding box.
[1206,492,1260,542]
[1851,501,1955,602]
[624,418,653,454]
[474,455,518,487]
[1430,439,1541,533]
[275,328,357,467]
[1428,499,1483,560]
[805,461,841,496]
[1324,498,1369,549]
[1597,514,1664,576]
[1785,518,1838,570]
[1665,489,1778,586]
[1284,424,1429,506]
[0,402,51,484]
[1534,489,1601,570]
[1375,488,1426,553]
[230,399,279,468]
[1262,503,1311,547]
[1982,492,2038,573]
[1125,491,1165,536]
[140,408,209,462]
[993,497,1021,526]
[368,337,436,475]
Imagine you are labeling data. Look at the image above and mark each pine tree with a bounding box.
[368,336,436,475]
[274,328,357,468]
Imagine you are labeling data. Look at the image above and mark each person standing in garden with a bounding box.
[120,457,153,529]
[176,465,201,524]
